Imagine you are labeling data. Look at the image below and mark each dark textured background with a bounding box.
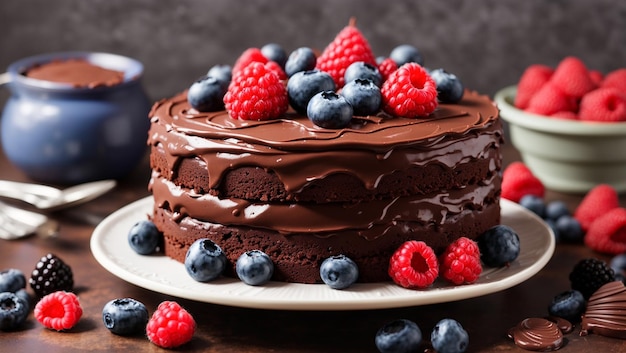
[1,0,624,104]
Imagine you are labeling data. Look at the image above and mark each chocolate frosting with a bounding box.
[581,281,626,339]
[147,89,501,193]
[25,59,124,88]
[508,318,564,351]
[148,89,502,236]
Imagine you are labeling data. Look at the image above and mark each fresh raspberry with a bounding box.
[146,301,196,348]
[574,184,620,232]
[551,110,578,120]
[589,70,604,87]
[264,60,287,80]
[34,291,83,331]
[232,48,268,76]
[377,57,398,83]
[381,63,438,118]
[224,62,289,121]
[439,237,482,285]
[550,56,597,99]
[601,69,626,94]
[388,240,439,289]
[514,64,554,110]
[526,82,577,116]
[501,161,545,203]
[315,19,376,88]
[584,208,626,255]
[579,87,626,122]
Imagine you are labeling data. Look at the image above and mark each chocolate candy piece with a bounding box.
[508,317,564,351]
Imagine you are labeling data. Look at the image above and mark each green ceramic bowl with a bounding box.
[495,85,626,194]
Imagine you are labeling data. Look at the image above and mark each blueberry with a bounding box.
[185,238,227,282]
[555,216,584,243]
[236,250,274,286]
[284,47,317,77]
[548,290,586,323]
[545,218,560,242]
[477,225,521,267]
[287,69,335,114]
[389,44,424,67]
[261,43,288,68]
[610,254,626,282]
[0,292,29,331]
[431,319,469,353]
[344,61,382,87]
[128,220,162,255]
[519,194,546,218]
[320,255,359,289]
[545,200,570,221]
[0,269,26,293]
[375,319,422,353]
[187,75,229,112]
[102,298,149,335]
[307,91,353,129]
[341,79,382,116]
[207,64,232,84]
[429,68,464,104]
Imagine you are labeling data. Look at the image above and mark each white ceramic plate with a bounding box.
[90,197,554,311]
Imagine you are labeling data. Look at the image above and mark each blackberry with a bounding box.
[29,253,74,297]
[569,258,615,299]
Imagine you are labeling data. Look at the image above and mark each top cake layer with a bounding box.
[148,89,501,203]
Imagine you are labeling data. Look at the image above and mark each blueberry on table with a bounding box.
[545,200,570,221]
[236,250,274,286]
[548,290,586,323]
[185,238,227,282]
[518,194,546,218]
[431,318,469,353]
[307,90,353,129]
[319,255,359,289]
[102,298,149,335]
[0,268,26,293]
[128,220,162,255]
[0,292,29,331]
[375,319,422,353]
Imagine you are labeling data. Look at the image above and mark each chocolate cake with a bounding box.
[147,89,503,284]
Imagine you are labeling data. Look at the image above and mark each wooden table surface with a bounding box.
[1,145,626,353]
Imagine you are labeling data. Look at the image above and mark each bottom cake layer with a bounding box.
[152,202,501,284]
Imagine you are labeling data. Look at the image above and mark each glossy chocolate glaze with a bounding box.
[581,281,626,339]
[508,318,565,351]
[147,89,501,193]
[25,59,124,88]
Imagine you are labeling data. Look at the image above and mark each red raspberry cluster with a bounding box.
[224,19,439,122]
[515,56,626,122]
[388,238,482,289]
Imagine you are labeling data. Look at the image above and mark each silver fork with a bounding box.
[0,201,59,240]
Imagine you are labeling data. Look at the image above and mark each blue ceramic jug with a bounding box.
[0,52,151,184]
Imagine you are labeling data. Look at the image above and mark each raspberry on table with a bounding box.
[584,207,626,255]
[381,62,438,118]
[34,291,83,331]
[388,240,439,289]
[29,253,74,298]
[315,18,377,88]
[147,301,196,348]
[573,184,620,232]
[439,237,482,285]
[224,62,289,121]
